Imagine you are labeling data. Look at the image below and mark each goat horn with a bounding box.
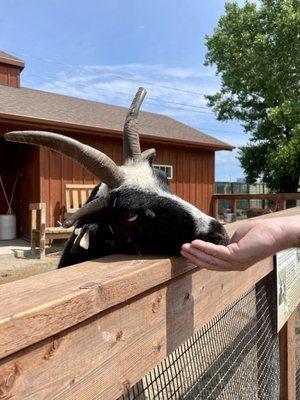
[4,131,123,188]
[123,87,146,161]
[63,196,108,228]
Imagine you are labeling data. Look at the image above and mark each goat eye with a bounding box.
[127,214,138,222]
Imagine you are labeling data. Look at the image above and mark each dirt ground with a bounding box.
[0,247,61,285]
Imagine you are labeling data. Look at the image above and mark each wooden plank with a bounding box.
[202,153,209,214]
[65,188,71,214]
[0,208,298,397]
[195,152,203,211]
[72,190,79,211]
[279,312,297,400]
[61,154,74,214]
[0,256,273,400]
[80,189,87,206]
[183,149,190,202]
[220,207,299,230]
[212,193,300,201]
[29,203,45,211]
[0,256,197,360]
[40,148,50,228]
[65,184,95,189]
[208,152,215,216]
[231,199,237,214]
[189,151,196,206]
[176,148,183,198]
[211,198,218,219]
[39,205,46,259]
[49,150,62,226]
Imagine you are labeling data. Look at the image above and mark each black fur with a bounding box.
[58,168,229,268]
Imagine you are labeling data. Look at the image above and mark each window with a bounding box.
[153,164,173,180]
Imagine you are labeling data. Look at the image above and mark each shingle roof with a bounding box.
[0,51,24,69]
[0,84,233,150]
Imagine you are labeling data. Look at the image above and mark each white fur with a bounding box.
[120,160,157,189]
[96,182,108,197]
[119,160,212,233]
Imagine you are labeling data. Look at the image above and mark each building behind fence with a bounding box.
[215,181,269,216]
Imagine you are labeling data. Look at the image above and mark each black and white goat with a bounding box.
[4,88,229,268]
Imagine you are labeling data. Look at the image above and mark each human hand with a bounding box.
[181,218,285,271]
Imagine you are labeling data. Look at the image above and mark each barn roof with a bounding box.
[0,84,233,150]
[0,50,24,69]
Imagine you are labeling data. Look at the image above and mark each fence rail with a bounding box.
[0,207,299,399]
[211,192,300,218]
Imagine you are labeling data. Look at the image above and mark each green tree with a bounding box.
[205,0,300,192]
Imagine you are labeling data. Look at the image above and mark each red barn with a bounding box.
[0,51,233,239]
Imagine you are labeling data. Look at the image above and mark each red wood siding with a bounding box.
[0,131,40,238]
[0,122,215,236]
[39,134,215,228]
[0,64,21,87]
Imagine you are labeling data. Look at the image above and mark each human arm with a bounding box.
[181,215,300,271]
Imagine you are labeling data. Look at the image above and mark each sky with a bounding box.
[0,0,252,181]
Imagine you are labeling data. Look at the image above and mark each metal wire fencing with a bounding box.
[119,276,279,400]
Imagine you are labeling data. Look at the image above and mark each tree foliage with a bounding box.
[205,0,300,192]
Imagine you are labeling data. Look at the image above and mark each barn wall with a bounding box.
[0,64,21,87]
[39,133,215,227]
[0,122,215,236]
[0,127,40,238]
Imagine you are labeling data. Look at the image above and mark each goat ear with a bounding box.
[70,226,90,254]
[141,148,156,166]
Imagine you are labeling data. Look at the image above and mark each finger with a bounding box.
[181,245,232,269]
[181,249,232,271]
[189,240,232,261]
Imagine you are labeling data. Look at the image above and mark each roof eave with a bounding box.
[0,112,235,151]
[0,56,25,70]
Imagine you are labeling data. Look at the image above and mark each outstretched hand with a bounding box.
[181,218,287,271]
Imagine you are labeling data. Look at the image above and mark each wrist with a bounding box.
[276,216,300,250]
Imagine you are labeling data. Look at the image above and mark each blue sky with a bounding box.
[0,0,251,181]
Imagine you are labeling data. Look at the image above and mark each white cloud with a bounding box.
[35,63,220,115]
[26,62,246,181]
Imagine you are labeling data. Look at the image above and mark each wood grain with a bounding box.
[0,208,299,399]
[0,254,273,400]
[0,256,197,360]
[212,193,300,201]
[1,208,298,361]
[279,312,297,400]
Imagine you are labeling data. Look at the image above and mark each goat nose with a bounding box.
[205,219,230,246]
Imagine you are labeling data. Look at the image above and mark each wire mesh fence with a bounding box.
[119,276,279,400]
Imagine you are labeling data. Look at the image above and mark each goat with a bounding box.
[4,88,229,268]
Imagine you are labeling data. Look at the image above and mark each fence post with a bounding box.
[277,199,286,211]
[279,311,296,400]
[231,199,237,215]
[212,198,218,219]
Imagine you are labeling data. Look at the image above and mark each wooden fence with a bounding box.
[211,192,300,219]
[0,207,299,399]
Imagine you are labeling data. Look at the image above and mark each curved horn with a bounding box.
[63,183,109,227]
[63,196,108,228]
[123,87,146,161]
[4,131,123,188]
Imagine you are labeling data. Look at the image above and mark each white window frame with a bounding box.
[153,164,173,180]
